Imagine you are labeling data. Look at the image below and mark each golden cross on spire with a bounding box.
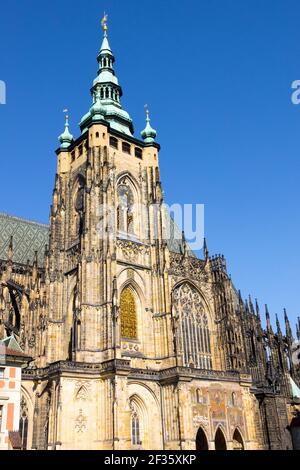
[101,13,108,33]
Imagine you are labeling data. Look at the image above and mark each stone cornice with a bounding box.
[22,360,244,385]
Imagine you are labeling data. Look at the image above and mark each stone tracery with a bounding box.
[173,283,212,369]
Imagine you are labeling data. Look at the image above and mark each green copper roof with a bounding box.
[0,213,49,267]
[80,29,134,136]
[0,334,23,352]
[141,110,157,143]
[59,113,74,149]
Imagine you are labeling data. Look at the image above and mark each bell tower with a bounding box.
[45,18,167,367]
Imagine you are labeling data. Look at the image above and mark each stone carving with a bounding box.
[75,409,87,433]
[173,283,212,369]
[74,380,91,402]
[117,239,150,263]
[193,414,209,428]
[170,253,207,282]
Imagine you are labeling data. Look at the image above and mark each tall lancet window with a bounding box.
[117,183,134,235]
[130,401,142,447]
[173,283,212,369]
[120,287,137,340]
[19,396,29,450]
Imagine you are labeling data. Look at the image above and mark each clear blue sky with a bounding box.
[0,0,299,331]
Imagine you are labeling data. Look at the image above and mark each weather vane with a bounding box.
[101,13,108,33]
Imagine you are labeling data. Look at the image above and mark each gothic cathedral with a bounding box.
[0,22,300,450]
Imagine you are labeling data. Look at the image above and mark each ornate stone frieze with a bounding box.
[169,253,207,282]
[117,239,150,265]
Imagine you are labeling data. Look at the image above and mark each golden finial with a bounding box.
[101,13,108,34]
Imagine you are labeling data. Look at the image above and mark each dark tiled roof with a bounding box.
[4,347,31,359]
[0,213,49,267]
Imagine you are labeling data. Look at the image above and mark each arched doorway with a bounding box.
[232,429,244,450]
[196,427,209,450]
[215,428,227,450]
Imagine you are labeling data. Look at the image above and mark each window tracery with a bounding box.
[19,396,29,450]
[120,287,137,340]
[173,283,212,369]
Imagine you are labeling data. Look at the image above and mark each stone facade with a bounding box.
[0,23,300,450]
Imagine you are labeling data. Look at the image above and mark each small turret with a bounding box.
[141,106,157,144]
[59,110,74,149]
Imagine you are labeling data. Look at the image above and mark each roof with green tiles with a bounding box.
[0,213,49,267]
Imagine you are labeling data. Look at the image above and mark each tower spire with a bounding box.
[59,110,73,149]
[276,313,282,337]
[141,105,157,143]
[284,308,293,341]
[80,17,134,136]
[265,304,273,333]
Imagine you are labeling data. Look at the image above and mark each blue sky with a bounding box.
[0,0,299,331]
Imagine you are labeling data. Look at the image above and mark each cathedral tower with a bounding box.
[1,17,299,451]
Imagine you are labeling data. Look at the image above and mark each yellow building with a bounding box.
[0,20,299,450]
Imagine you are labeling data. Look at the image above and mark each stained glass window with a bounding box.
[173,283,212,369]
[120,288,137,339]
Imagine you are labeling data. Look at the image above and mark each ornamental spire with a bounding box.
[80,17,134,136]
[141,105,157,143]
[59,109,73,149]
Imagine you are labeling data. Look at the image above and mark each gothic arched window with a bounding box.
[173,283,212,369]
[19,396,29,450]
[120,287,137,339]
[117,183,135,235]
[130,400,143,447]
[131,407,141,446]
